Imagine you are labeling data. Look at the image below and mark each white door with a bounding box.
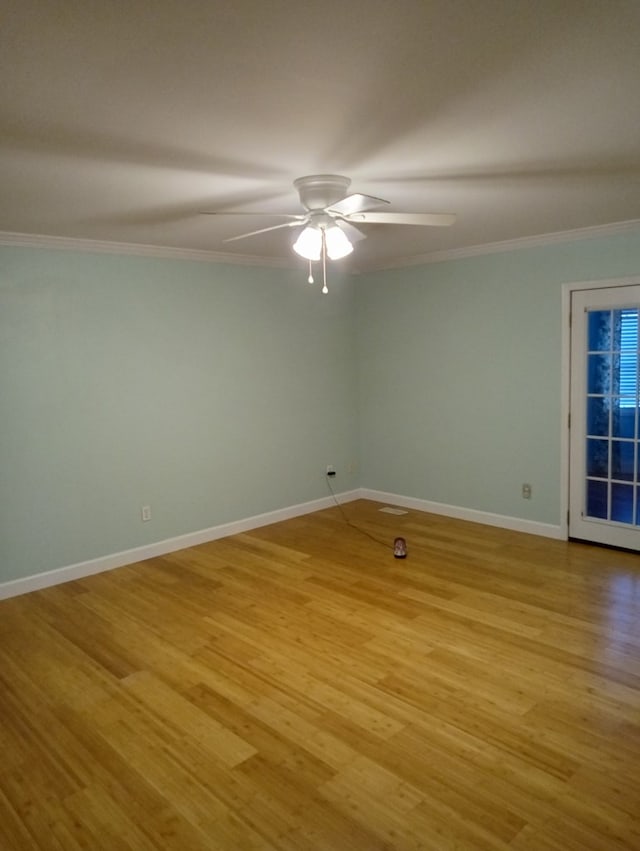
[569,285,640,549]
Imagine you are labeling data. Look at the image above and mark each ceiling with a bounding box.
[2,0,640,272]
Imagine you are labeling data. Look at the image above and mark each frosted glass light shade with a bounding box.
[324,225,354,260]
[293,226,322,260]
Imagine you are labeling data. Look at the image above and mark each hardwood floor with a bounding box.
[1,499,640,850]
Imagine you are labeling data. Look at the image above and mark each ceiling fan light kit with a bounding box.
[202,174,456,294]
[324,225,354,260]
[293,221,354,262]
[292,225,322,261]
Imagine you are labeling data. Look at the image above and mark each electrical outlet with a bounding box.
[326,464,336,476]
[522,483,532,499]
[141,505,152,522]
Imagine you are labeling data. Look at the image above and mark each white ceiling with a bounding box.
[2,0,640,271]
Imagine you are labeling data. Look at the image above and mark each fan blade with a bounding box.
[346,211,456,226]
[327,193,389,216]
[334,219,367,243]
[200,211,304,219]
[223,221,303,243]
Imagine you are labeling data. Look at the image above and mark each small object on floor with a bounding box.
[394,537,407,558]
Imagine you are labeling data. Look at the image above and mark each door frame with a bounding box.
[561,275,640,542]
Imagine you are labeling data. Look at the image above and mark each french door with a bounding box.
[569,285,640,549]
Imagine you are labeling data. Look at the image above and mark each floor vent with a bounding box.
[378,506,409,515]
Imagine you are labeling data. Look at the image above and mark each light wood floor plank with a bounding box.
[1,499,640,849]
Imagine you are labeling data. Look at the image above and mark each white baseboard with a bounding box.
[0,487,564,601]
[360,489,564,540]
[0,490,360,601]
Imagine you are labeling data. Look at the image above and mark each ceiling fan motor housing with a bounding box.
[294,174,351,211]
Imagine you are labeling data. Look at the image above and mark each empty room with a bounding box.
[2,1,640,849]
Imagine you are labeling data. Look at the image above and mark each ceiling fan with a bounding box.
[201,174,456,292]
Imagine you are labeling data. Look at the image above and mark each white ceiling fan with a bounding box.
[201,174,456,292]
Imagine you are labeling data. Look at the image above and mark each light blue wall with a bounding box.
[3,230,640,583]
[0,247,358,582]
[356,230,640,525]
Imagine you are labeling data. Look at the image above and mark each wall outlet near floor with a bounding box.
[326,464,336,476]
[141,505,152,522]
[522,483,532,499]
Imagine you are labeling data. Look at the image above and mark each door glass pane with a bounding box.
[587,396,609,436]
[611,483,634,524]
[586,438,609,477]
[588,354,610,394]
[612,308,638,352]
[611,353,622,391]
[586,480,608,519]
[584,306,640,524]
[611,441,634,481]
[612,398,636,438]
[612,309,638,405]
[588,310,611,351]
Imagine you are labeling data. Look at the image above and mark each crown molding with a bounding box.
[356,218,640,273]
[2,218,640,274]
[0,230,295,269]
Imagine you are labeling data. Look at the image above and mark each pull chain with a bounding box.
[321,231,328,294]
[307,259,314,284]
